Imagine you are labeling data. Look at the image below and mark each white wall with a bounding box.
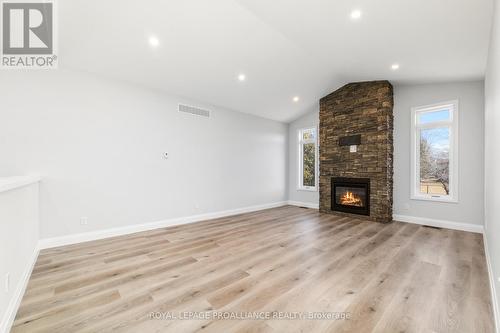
[485,0,500,328]
[394,81,485,227]
[287,107,319,207]
[0,183,39,333]
[0,70,287,240]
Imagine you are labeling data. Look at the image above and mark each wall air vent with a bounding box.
[178,104,210,118]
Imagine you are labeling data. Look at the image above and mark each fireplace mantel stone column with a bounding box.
[319,81,394,223]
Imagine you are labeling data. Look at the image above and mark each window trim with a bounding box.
[410,100,459,203]
[298,126,318,192]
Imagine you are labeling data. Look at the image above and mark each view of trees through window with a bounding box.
[299,128,316,189]
[302,143,315,186]
[418,122,451,195]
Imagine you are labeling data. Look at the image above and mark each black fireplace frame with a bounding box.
[331,177,370,216]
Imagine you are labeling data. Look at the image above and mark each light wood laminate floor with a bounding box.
[12,206,495,332]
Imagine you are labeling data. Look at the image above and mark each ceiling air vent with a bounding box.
[178,103,210,118]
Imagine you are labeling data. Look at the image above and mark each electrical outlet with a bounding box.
[5,273,9,293]
[80,217,88,225]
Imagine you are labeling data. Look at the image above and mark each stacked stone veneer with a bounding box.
[319,81,394,223]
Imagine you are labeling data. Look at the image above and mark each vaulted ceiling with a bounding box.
[59,0,493,122]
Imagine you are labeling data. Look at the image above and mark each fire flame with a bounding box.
[340,191,363,207]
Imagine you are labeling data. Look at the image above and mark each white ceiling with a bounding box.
[59,0,493,122]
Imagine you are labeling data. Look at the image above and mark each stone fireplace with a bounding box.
[319,81,393,223]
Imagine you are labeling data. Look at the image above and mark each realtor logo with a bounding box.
[1,0,57,68]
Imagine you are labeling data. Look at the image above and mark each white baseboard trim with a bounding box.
[393,214,484,234]
[287,201,319,209]
[38,201,288,250]
[484,233,500,333]
[0,246,39,333]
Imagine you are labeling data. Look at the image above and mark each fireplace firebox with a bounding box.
[331,177,370,216]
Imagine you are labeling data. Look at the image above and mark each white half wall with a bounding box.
[287,107,319,207]
[0,180,40,333]
[393,81,485,227]
[0,70,288,240]
[485,0,500,329]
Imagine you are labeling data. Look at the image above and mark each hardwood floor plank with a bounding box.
[11,206,495,333]
[371,261,442,333]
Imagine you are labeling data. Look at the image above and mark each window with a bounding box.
[298,127,317,191]
[411,101,458,202]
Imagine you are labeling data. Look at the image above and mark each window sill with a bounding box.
[411,195,458,203]
[297,187,318,192]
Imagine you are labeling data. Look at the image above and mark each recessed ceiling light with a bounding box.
[391,63,400,70]
[149,36,159,47]
[238,74,246,82]
[293,96,300,102]
[350,10,362,20]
